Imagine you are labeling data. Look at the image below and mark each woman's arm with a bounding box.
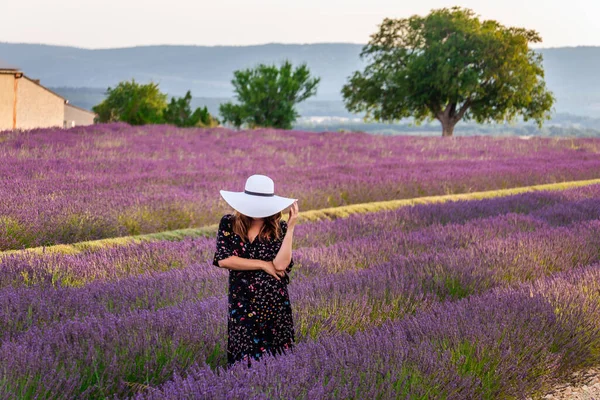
[273,201,298,272]
[273,223,294,271]
[216,255,266,270]
[218,256,283,281]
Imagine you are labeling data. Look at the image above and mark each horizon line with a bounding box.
[1,40,598,51]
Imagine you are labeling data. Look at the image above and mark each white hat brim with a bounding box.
[220,190,296,218]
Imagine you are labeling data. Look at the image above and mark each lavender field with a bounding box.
[0,125,599,399]
[2,124,600,250]
[0,175,599,398]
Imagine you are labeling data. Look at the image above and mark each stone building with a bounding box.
[0,59,95,131]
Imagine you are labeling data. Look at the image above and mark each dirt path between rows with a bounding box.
[536,367,600,399]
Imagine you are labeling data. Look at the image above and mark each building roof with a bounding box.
[0,59,20,71]
[65,102,96,115]
[23,75,66,101]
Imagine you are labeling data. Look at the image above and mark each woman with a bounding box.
[213,174,299,368]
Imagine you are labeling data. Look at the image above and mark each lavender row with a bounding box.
[0,237,216,289]
[0,264,227,342]
[294,183,600,247]
[3,124,600,249]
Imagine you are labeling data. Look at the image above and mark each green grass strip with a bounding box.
[299,178,600,222]
[4,178,600,256]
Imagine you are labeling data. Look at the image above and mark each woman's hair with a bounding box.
[232,210,283,242]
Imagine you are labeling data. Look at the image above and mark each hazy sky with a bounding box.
[2,0,597,49]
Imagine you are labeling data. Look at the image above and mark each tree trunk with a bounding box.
[439,116,456,137]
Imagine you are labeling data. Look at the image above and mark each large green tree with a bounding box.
[220,61,320,129]
[342,7,555,137]
[93,79,167,125]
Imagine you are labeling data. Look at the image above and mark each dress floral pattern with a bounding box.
[213,214,295,367]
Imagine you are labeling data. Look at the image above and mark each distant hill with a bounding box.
[2,42,600,118]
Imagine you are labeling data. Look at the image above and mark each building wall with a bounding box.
[64,103,95,128]
[0,73,15,132]
[15,77,64,130]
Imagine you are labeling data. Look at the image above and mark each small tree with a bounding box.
[163,91,219,127]
[93,79,167,125]
[219,61,320,129]
[342,7,555,137]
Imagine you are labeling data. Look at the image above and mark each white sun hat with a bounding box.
[220,175,297,218]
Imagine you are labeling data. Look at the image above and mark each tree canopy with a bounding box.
[93,80,167,125]
[219,61,320,129]
[163,91,219,128]
[341,7,555,136]
[93,81,217,127]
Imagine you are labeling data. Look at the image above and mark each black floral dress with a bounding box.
[213,214,295,367]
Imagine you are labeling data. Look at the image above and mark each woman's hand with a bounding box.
[262,261,285,280]
[287,200,299,229]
